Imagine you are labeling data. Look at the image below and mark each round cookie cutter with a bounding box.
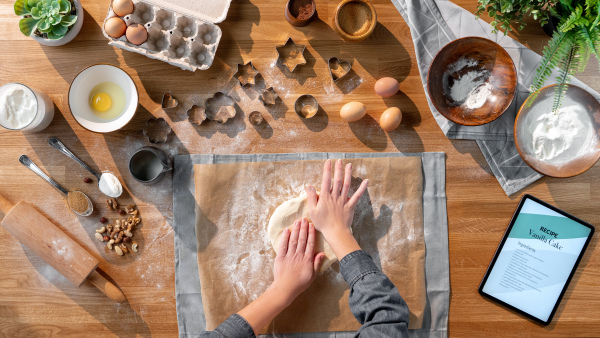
[248,111,264,125]
[294,95,319,118]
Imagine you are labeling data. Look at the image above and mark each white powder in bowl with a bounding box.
[442,57,492,108]
[0,84,37,130]
[99,172,123,197]
[464,83,492,109]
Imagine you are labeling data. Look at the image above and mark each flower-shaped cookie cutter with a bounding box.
[205,92,237,123]
[328,57,352,82]
[259,87,279,106]
[275,37,307,72]
[161,92,179,110]
[187,105,207,125]
[143,117,172,143]
[233,62,260,87]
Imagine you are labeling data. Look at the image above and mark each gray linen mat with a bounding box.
[392,0,600,195]
[173,152,448,338]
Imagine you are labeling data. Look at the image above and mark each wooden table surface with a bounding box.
[1,0,599,337]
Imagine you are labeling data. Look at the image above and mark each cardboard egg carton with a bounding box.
[102,0,232,71]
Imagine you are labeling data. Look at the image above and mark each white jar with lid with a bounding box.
[0,83,54,132]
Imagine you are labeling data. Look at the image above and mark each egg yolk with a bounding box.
[91,92,112,112]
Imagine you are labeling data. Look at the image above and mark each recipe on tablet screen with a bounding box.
[482,198,592,322]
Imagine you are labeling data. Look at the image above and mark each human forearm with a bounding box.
[322,227,361,261]
[340,250,409,337]
[237,283,293,336]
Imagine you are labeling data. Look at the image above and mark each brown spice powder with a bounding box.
[68,191,89,214]
[290,0,314,20]
[338,1,372,36]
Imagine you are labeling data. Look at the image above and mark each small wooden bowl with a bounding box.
[285,0,317,27]
[514,84,600,178]
[333,0,377,41]
[427,37,517,126]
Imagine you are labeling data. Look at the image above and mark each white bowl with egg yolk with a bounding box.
[68,64,138,133]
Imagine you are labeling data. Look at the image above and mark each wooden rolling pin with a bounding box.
[0,194,126,303]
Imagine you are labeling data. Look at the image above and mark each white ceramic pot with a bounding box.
[30,0,84,46]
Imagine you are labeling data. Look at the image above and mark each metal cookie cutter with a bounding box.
[294,94,318,118]
[328,57,352,82]
[259,87,279,106]
[187,105,207,125]
[205,92,236,123]
[276,37,307,72]
[143,117,172,144]
[233,61,260,86]
[161,92,179,109]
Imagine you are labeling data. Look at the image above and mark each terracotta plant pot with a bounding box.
[30,0,84,46]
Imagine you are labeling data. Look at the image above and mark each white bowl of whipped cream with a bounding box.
[515,84,600,177]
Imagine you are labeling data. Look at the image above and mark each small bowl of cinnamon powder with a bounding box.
[333,0,377,41]
[285,0,317,27]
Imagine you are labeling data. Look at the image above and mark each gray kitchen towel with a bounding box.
[173,152,449,338]
[392,0,600,195]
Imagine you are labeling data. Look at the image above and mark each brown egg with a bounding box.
[375,77,399,97]
[112,0,134,17]
[340,102,367,122]
[104,17,126,38]
[126,23,148,45]
[379,107,402,131]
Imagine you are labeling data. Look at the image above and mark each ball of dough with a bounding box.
[268,193,337,272]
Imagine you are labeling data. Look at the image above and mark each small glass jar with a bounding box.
[0,83,54,132]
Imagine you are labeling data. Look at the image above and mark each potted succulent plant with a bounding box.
[476,0,600,112]
[14,0,84,46]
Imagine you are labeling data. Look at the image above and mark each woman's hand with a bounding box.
[272,218,325,304]
[305,159,368,259]
[238,218,324,335]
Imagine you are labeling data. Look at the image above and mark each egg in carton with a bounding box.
[102,0,231,71]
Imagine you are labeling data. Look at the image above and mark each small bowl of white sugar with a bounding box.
[427,37,517,126]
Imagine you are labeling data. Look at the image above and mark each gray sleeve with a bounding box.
[198,314,256,338]
[340,250,410,338]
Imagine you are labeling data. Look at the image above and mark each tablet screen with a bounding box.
[480,195,594,324]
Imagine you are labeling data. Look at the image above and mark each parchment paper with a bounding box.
[194,157,426,333]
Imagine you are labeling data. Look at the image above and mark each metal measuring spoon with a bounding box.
[19,155,93,217]
[48,137,102,181]
[48,137,123,197]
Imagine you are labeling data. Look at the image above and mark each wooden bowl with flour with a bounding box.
[427,37,517,126]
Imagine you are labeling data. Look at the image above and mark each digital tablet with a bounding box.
[478,194,594,325]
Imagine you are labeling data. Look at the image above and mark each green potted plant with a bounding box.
[476,0,600,112]
[14,0,84,46]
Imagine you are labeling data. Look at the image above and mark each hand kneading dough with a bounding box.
[268,193,337,272]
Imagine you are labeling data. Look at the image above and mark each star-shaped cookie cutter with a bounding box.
[275,37,307,72]
[233,62,260,86]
